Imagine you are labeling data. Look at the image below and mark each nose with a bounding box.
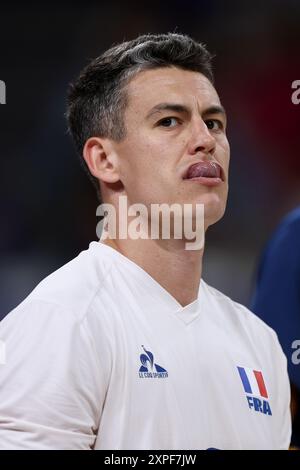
[188,118,216,157]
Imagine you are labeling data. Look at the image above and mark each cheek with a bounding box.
[119,142,168,201]
[119,129,184,198]
[127,138,170,179]
[218,139,230,169]
[223,136,230,154]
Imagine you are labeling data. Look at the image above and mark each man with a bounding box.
[0,33,291,449]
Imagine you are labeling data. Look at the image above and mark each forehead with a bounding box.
[125,67,221,114]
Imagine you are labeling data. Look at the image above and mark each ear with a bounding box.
[83,137,120,184]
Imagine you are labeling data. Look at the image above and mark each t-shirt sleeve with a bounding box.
[0,299,109,450]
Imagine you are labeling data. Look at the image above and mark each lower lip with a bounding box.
[184,177,223,187]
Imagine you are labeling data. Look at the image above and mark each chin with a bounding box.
[199,193,226,226]
[195,190,226,215]
[204,204,227,229]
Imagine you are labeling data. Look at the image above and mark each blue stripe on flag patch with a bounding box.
[237,366,252,394]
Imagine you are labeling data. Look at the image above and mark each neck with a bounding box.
[101,236,204,307]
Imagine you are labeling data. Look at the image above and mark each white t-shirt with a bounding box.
[0,242,291,450]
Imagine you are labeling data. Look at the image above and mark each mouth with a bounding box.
[183,161,225,186]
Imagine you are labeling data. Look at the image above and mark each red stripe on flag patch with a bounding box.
[254,370,268,398]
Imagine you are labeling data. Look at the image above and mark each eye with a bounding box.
[205,119,224,131]
[157,117,180,128]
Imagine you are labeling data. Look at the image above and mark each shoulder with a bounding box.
[202,280,283,351]
[268,206,300,249]
[0,243,115,375]
[2,242,115,326]
[280,206,300,230]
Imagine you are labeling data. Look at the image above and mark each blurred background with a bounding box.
[1,0,300,313]
[0,0,300,445]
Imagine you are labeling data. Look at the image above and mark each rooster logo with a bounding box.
[139,345,167,373]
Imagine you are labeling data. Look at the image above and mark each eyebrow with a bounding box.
[145,102,227,120]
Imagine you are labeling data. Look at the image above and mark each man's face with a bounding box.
[111,66,230,228]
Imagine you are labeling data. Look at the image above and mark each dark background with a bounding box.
[0,0,299,317]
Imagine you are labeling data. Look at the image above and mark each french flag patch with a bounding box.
[237,366,268,398]
[237,366,272,416]
[237,366,272,415]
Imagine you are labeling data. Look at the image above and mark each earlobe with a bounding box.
[83,137,120,184]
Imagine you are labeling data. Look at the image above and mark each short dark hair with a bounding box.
[66,33,214,198]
